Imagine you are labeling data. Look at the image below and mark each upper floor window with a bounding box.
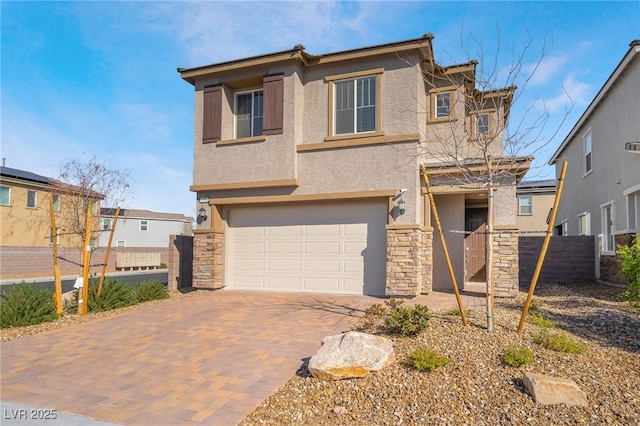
[140,220,148,231]
[429,86,456,121]
[435,92,451,118]
[518,195,532,215]
[0,186,10,206]
[52,194,60,212]
[476,113,489,136]
[49,227,60,245]
[583,130,592,174]
[578,212,590,235]
[101,218,112,231]
[27,190,37,209]
[334,76,376,135]
[235,89,263,138]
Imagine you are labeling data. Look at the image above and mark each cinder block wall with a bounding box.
[518,236,595,285]
[0,246,169,280]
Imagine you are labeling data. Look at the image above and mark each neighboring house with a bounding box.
[516,179,556,234]
[179,34,528,297]
[99,208,193,248]
[1,165,103,248]
[549,40,640,283]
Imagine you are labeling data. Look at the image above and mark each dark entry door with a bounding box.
[465,209,487,282]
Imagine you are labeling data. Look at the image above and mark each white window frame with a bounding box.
[234,89,263,139]
[583,129,592,176]
[101,218,112,231]
[48,227,60,245]
[116,240,126,247]
[600,201,615,254]
[435,92,451,118]
[52,194,60,212]
[623,183,640,232]
[559,220,568,236]
[26,190,37,209]
[0,186,10,206]
[578,212,590,236]
[518,195,532,215]
[139,220,148,231]
[332,75,377,136]
[475,112,490,136]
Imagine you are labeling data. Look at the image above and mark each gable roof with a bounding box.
[101,208,193,222]
[1,166,51,185]
[549,40,640,165]
[0,166,105,199]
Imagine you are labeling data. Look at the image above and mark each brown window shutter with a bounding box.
[262,74,284,135]
[203,85,223,143]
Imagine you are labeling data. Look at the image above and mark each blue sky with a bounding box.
[2,1,638,217]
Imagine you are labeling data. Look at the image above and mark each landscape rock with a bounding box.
[308,331,395,380]
[522,372,588,406]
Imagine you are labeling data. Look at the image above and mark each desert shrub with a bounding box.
[65,278,138,313]
[518,297,541,311]
[135,280,169,302]
[385,304,431,337]
[501,346,534,367]
[0,282,58,328]
[527,313,555,328]
[357,303,388,333]
[618,235,640,309]
[408,348,450,372]
[533,329,586,354]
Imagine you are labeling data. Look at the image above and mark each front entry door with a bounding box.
[465,209,487,282]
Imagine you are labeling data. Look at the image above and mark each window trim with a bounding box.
[583,129,592,176]
[560,220,568,236]
[326,68,383,139]
[429,85,458,122]
[48,227,60,246]
[470,108,496,139]
[0,185,10,206]
[139,220,149,232]
[623,183,640,232]
[26,190,37,209]
[52,194,60,212]
[577,212,590,236]
[600,201,615,254]
[116,240,126,247]
[101,218,112,231]
[517,195,532,216]
[234,88,264,139]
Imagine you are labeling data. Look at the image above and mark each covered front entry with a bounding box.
[225,201,387,295]
[464,208,487,283]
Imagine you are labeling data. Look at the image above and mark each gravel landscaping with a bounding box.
[2,282,638,425]
[241,282,640,426]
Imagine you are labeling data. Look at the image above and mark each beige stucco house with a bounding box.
[179,34,528,297]
[549,40,640,284]
[516,179,556,235]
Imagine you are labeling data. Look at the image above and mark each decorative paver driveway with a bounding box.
[1,289,483,425]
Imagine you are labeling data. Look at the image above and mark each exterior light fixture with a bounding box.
[398,197,406,215]
[198,207,208,223]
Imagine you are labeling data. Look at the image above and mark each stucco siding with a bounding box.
[99,218,189,248]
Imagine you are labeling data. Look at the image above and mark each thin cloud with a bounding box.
[525,54,568,86]
[534,73,591,113]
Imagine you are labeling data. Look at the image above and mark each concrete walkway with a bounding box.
[1,289,484,425]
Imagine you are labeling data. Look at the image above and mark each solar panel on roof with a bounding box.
[0,166,51,185]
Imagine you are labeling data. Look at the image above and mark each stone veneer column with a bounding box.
[386,225,424,297]
[492,226,518,297]
[192,230,224,289]
[421,226,433,294]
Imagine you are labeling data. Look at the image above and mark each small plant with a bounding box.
[158,263,168,269]
[618,235,640,310]
[527,313,555,328]
[136,280,170,302]
[385,304,431,337]
[446,307,472,317]
[357,303,387,333]
[65,278,138,313]
[518,297,541,311]
[533,329,587,354]
[1,282,58,328]
[501,346,534,367]
[407,348,450,372]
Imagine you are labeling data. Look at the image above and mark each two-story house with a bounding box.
[549,40,640,284]
[179,34,528,297]
[99,208,193,248]
[516,179,556,235]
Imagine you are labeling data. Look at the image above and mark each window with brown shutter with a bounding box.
[203,85,223,143]
[262,74,284,135]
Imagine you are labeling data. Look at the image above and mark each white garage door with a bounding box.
[226,202,387,295]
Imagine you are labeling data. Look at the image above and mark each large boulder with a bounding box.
[522,372,588,406]
[308,331,395,380]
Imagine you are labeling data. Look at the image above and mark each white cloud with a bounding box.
[534,73,591,113]
[524,54,568,86]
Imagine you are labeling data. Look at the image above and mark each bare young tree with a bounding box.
[415,30,573,330]
[55,155,134,250]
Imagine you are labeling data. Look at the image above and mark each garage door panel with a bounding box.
[305,259,340,273]
[269,242,302,254]
[227,202,386,295]
[234,259,265,271]
[235,242,266,254]
[305,242,341,255]
[268,259,301,272]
